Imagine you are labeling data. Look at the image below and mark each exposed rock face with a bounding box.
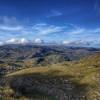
[9,76,86,100]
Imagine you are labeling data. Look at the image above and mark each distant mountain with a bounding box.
[0,44,100,66]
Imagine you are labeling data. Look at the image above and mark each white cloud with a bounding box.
[93,28,100,33]
[68,28,85,34]
[6,38,29,44]
[0,17,99,48]
[0,25,23,31]
[62,40,72,45]
[94,1,100,15]
[0,42,3,46]
[66,24,100,35]
[34,38,44,44]
[71,40,90,46]
[0,16,19,25]
[19,38,29,44]
[33,23,64,35]
[6,38,17,44]
[47,10,62,18]
[0,16,25,33]
[62,40,96,47]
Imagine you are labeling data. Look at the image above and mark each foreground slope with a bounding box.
[0,53,99,100]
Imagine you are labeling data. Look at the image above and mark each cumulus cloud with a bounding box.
[62,40,72,45]
[4,38,44,45]
[34,38,44,44]
[5,38,29,44]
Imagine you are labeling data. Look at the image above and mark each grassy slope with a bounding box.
[1,53,100,100]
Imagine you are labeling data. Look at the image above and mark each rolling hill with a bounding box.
[0,44,100,100]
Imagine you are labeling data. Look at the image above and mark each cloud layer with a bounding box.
[33,23,64,35]
[0,16,100,47]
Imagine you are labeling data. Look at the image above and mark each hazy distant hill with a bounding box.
[0,44,100,65]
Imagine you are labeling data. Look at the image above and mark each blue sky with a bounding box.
[0,0,100,47]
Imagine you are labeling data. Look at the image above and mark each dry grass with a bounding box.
[2,53,100,100]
